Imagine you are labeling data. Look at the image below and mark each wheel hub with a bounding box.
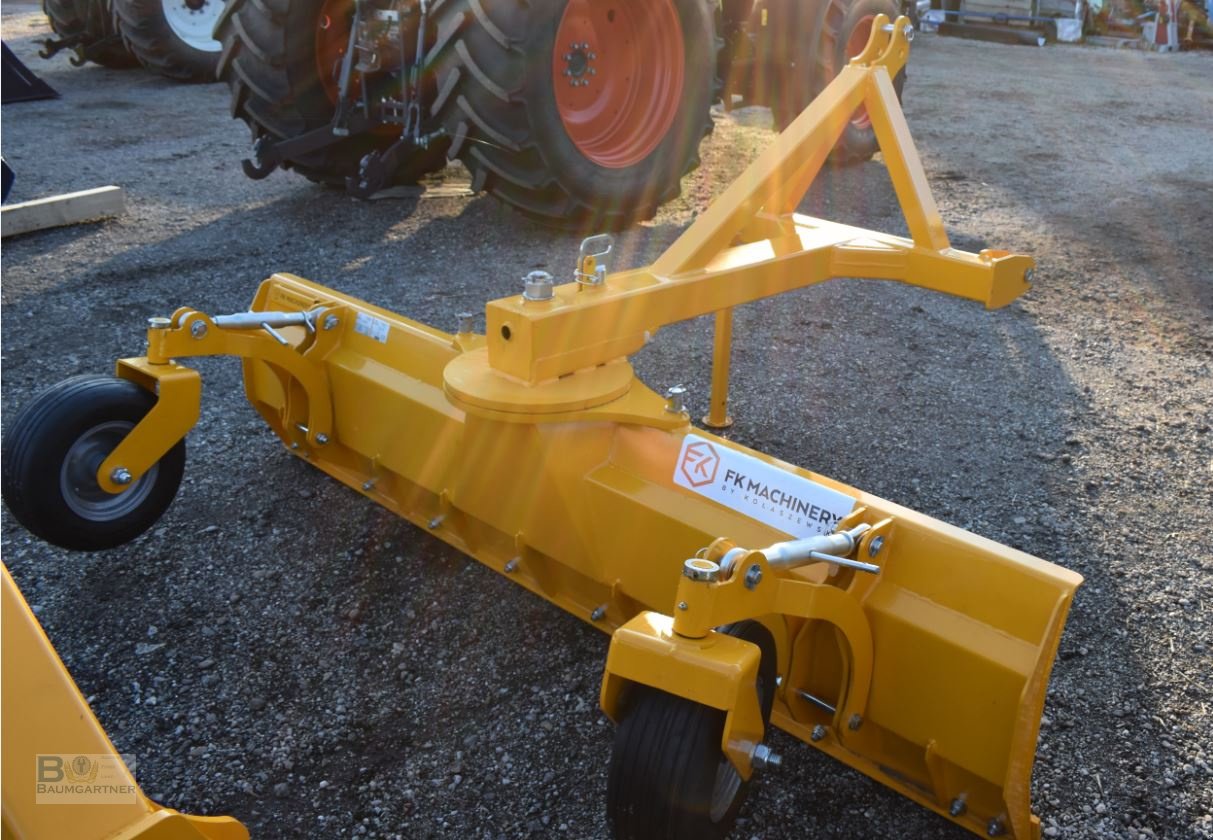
[561,42,596,87]
[59,421,158,522]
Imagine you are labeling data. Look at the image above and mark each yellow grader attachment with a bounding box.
[1,565,249,840]
[1,19,1080,840]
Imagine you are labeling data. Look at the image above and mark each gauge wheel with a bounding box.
[112,0,225,81]
[1,375,186,551]
[606,620,777,840]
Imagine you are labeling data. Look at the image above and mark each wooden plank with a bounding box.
[1,186,125,238]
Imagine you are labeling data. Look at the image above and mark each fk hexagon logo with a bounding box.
[680,440,721,487]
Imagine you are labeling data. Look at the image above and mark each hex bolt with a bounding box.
[563,52,572,60]
[949,798,967,817]
[810,724,827,742]
[504,557,520,574]
[323,315,339,331]
[744,564,763,590]
[987,818,1005,837]
[1024,268,1036,284]
[677,600,688,611]
[588,52,596,60]
[589,68,596,75]
[847,713,863,730]
[569,79,578,87]
[590,604,607,621]
[664,385,687,414]
[147,317,171,330]
[190,320,208,339]
[751,744,782,771]
[868,536,885,557]
[428,515,444,529]
[523,270,554,301]
[362,478,376,491]
[315,433,329,445]
[456,311,474,334]
[110,467,132,486]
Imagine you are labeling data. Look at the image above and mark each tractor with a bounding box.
[215,0,908,226]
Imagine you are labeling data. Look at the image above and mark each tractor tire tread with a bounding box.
[111,0,222,82]
[428,0,714,229]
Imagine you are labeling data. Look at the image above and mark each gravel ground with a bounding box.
[3,8,1212,839]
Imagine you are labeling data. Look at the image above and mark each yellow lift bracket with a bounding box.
[1,565,248,840]
[12,17,1080,840]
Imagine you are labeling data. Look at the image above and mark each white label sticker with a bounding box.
[354,312,390,343]
[673,434,856,538]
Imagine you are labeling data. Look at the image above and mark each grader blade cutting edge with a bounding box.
[1,19,1079,840]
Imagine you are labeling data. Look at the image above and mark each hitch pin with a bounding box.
[719,524,881,576]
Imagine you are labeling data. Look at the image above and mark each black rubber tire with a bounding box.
[214,0,448,185]
[606,620,777,840]
[427,0,717,229]
[1,375,186,552]
[44,0,139,68]
[772,0,905,164]
[112,0,224,82]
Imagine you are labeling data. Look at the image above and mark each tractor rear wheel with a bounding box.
[43,0,138,68]
[112,0,225,81]
[427,0,716,229]
[214,0,447,186]
[772,0,905,163]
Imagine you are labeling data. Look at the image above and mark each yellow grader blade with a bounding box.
[1,18,1079,840]
[1,565,248,840]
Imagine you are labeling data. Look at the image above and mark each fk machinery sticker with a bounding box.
[673,435,856,538]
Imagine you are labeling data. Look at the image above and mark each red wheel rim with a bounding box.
[551,0,685,169]
[844,14,876,130]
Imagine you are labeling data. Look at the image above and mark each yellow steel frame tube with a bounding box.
[63,20,1079,840]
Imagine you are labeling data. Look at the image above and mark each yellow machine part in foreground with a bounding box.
[0,566,249,840]
[7,19,1080,840]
